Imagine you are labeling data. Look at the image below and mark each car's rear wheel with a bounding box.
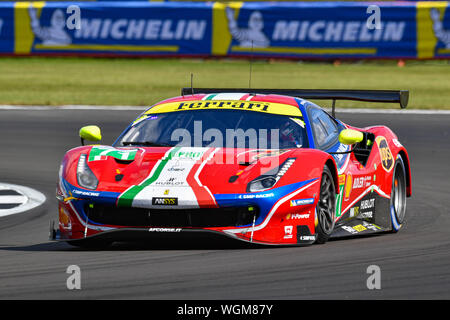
[390,156,407,232]
[315,166,336,244]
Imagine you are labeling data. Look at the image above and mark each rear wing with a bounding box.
[181,88,409,117]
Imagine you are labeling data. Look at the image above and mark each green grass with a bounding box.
[0,57,449,109]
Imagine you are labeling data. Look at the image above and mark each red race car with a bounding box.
[51,88,411,248]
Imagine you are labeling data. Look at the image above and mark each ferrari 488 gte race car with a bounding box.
[51,88,411,248]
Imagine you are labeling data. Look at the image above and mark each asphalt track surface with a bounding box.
[0,108,449,300]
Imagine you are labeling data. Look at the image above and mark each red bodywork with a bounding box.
[55,93,411,245]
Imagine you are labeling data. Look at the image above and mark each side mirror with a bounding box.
[338,129,364,145]
[79,125,102,146]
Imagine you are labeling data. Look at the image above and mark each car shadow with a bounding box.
[0,231,388,252]
[0,237,272,252]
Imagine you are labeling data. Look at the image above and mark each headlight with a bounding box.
[248,176,279,193]
[247,158,296,192]
[77,154,98,190]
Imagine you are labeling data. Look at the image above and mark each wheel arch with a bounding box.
[397,149,412,197]
[324,158,339,195]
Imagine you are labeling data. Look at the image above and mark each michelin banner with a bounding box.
[0,1,449,59]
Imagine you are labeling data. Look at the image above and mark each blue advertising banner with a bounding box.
[216,2,417,59]
[1,1,449,59]
[11,1,213,56]
[0,3,14,53]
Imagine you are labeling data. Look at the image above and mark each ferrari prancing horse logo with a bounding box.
[375,136,394,172]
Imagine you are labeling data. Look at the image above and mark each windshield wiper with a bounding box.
[122,141,175,147]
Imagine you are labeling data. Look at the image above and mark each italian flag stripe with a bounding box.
[203,94,217,100]
[117,147,180,207]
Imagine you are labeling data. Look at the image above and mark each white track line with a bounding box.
[0,183,46,217]
[0,196,27,204]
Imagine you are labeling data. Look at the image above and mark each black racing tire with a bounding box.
[67,238,112,249]
[390,155,407,233]
[315,166,337,244]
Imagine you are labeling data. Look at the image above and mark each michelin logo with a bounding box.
[74,19,206,41]
[28,6,207,43]
[290,198,315,206]
[272,20,405,42]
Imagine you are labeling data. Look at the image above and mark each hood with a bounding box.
[66,145,321,208]
[85,146,295,190]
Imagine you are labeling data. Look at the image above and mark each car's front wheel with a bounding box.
[315,166,336,244]
[390,155,407,232]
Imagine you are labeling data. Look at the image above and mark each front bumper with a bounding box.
[49,221,316,246]
[54,178,320,246]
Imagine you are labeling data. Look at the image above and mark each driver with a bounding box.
[279,120,302,148]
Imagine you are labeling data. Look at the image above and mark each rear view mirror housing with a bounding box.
[79,125,102,145]
[339,129,364,145]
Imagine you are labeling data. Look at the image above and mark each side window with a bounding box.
[309,106,339,149]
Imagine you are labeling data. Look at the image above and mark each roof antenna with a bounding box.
[190,73,194,95]
[249,41,254,89]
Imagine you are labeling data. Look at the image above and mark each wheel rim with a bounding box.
[392,163,406,224]
[318,173,336,234]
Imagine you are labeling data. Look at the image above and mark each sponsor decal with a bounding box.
[167,166,185,172]
[88,146,137,162]
[238,192,274,199]
[299,235,316,241]
[148,228,182,232]
[338,174,346,186]
[342,225,358,234]
[362,221,381,231]
[284,225,294,239]
[177,100,270,112]
[151,197,178,205]
[360,211,373,219]
[361,198,375,210]
[342,222,381,234]
[154,177,186,187]
[342,224,366,234]
[353,175,372,189]
[353,224,367,232]
[146,100,302,117]
[286,213,310,220]
[72,189,100,197]
[344,172,352,201]
[375,136,394,172]
[170,148,208,161]
[290,198,314,206]
[349,206,359,218]
[359,197,376,219]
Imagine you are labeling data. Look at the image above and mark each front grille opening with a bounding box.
[84,204,259,228]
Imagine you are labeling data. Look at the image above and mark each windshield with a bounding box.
[115,110,308,149]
